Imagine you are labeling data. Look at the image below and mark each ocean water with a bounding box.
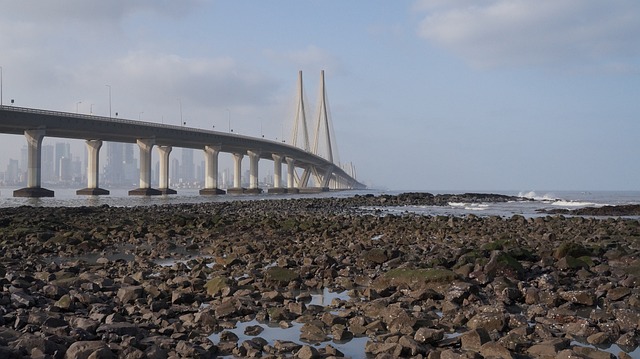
[1,187,639,218]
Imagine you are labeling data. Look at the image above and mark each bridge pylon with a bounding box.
[291,70,311,152]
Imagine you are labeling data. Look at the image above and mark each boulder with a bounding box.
[64,341,115,359]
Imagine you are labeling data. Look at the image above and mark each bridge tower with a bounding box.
[291,70,311,152]
[311,70,339,165]
[288,70,344,190]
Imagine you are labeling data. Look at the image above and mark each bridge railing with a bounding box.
[0,104,195,131]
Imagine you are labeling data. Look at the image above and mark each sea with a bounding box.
[1,187,639,218]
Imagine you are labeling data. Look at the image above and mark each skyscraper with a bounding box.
[55,142,71,181]
[105,142,124,185]
[180,148,195,183]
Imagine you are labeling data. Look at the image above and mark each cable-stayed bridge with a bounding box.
[0,71,365,197]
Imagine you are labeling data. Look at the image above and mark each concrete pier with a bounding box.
[200,145,225,195]
[268,154,287,194]
[77,139,109,195]
[227,152,245,194]
[285,157,299,194]
[13,129,54,197]
[156,145,177,195]
[245,150,262,194]
[129,138,162,196]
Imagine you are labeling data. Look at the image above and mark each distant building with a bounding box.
[104,142,124,185]
[55,142,71,181]
[104,142,138,186]
[42,145,55,183]
[5,159,20,184]
[171,158,180,186]
[180,148,195,183]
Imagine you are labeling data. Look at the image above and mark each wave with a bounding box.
[551,200,599,207]
[518,191,557,202]
[448,202,489,211]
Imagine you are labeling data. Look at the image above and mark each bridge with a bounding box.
[0,71,365,197]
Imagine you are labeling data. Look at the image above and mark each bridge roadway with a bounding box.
[0,105,365,197]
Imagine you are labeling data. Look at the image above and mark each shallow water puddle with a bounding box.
[570,340,639,357]
[305,287,350,306]
[209,288,368,358]
[208,319,370,358]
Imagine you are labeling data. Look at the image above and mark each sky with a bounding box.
[0,0,638,191]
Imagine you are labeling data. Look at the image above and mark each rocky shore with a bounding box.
[539,204,640,217]
[0,193,639,358]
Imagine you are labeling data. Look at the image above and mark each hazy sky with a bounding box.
[0,0,638,191]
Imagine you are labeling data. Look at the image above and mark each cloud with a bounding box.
[112,51,277,108]
[0,0,203,24]
[415,0,640,71]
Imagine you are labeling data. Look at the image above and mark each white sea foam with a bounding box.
[551,200,597,207]
[465,204,489,211]
[448,202,488,211]
[518,191,557,202]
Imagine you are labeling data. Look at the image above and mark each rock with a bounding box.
[364,341,402,356]
[10,291,35,308]
[480,341,514,359]
[215,299,238,318]
[244,325,263,336]
[559,290,596,306]
[363,248,388,264]
[467,307,507,332]
[527,338,570,357]
[64,341,116,359]
[414,327,444,344]
[299,322,326,342]
[460,328,491,351]
[116,286,144,304]
[12,334,67,358]
[330,324,352,341]
[204,276,232,297]
[273,340,302,353]
[295,345,320,359]
[398,335,427,356]
[586,332,610,345]
[607,287,631,301]
[265,267,299,286]
[572,346,616,359]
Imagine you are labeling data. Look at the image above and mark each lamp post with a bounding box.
[139,111,144,120]
[227,108,231,132]
[90,104,94,115]
[76,101,82,113]
[178,98,183,126]
[0,66,3,106]
[105,85,112,118]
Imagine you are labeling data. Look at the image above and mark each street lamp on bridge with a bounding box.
[76,101,82,113]
[105,85,112,118]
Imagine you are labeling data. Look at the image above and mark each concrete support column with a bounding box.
[77,140,109,195]
[285,157,299,193]
[268,154,286,194]
[246,150,262,194]
[129,138,161,196]
[227,153,245,194]
[200,146,225,195]
[14,129,54,197]
[157,146,176,194]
